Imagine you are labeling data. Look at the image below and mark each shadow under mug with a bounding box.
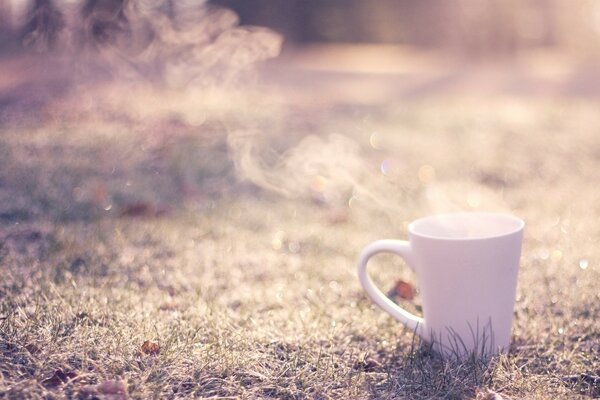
[357,212,524,359]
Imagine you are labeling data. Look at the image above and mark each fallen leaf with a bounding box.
[395,280,416,300]
[387,279,415,301]
[353,353,382,372]
[159,301,184,311]
[24,343,40,354]
[119,202,170,218]
[141,340,160,355]
[42,369,77,388]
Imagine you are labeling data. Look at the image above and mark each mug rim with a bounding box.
[408,212,525,241]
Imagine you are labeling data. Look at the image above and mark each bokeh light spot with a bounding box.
[348,196,358,209]
[380,159,391,175]
[551,249,563,262]
[288,241,301,254]
[370,132,383,149]
[271,230,286,250]
[272,238,282,250]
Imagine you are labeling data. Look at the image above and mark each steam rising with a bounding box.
[229,133,364,202]
[2,1,507,220]
[6,1,281,87]
[228,131,427,217]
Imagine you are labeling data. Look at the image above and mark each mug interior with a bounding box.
[409,212,524,240]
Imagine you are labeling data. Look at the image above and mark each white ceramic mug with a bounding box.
[357,212,524,359]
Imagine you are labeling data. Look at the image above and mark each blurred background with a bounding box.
[2,0,600,55]
[2,0,600,221]
[212,0,593,56]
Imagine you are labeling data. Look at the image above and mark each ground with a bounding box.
[1,47,600,399]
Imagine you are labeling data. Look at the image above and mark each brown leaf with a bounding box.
[141,340,160,355]
[159,301,184,311]
[389,279,415,301]
[24,343,40,354]
[119,202,170,218]
[354,353,382,372]
[42,369,77,388]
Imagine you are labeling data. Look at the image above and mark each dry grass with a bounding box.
[1,57,600,399]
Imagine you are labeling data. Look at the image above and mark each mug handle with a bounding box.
[357,240,425,335]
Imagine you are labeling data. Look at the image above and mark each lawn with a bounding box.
[1,51,600,399]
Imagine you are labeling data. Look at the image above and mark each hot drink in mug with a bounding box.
[357,212,524,359]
